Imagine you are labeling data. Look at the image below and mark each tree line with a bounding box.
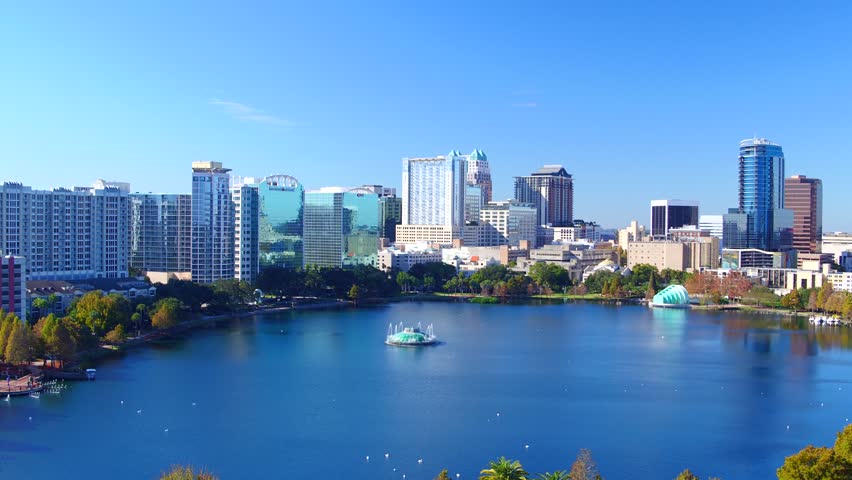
[156,424,852,480]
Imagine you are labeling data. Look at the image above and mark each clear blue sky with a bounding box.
[1,1,850,230]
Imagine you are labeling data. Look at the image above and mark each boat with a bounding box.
[3,394,9,402]
[386,322,437,347]
[85,369,96,381]
[29,391,40,399]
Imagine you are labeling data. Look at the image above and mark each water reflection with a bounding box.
[651,307,687,341]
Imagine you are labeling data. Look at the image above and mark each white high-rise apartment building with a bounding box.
[231,178,260,283]
[191,162,234,284]
[129,193,192,273]
[401,153,467,229]
[0,180,130,280]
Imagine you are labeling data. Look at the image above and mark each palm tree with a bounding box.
[480,457,528,480]
[537,472,569,480]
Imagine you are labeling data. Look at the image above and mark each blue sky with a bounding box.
[1,1,850,230]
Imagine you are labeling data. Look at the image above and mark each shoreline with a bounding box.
[56,294,821,372]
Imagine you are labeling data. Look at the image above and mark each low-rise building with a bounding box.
[721,248,793,269]
[627,237,720,272]
[1,255,26,320]
[539,220,602,247]
[797,252,834,272]
[826,272,852,293]
[516,243,617,282]
[377,247,442,272]
[395,224,460,246]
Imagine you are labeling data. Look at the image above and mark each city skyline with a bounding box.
[2,2,851,230]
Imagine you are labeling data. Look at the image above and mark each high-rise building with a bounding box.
[0,255,26,320]
[650,200,699,239]
[0,180,130,280]
[258,175,304,270]
[478,200,537,247]
[784,175,823,254]
[191,161,234,284]
[464,184,483,225]
[464,149,492,203]
[401,154,467,229]
[129,193,192,273]
[303,188,379,268]
[698,215,724,247]
[231,180,260,282]
[728,138,792,251]
[514,165,573,227]
[378,196,402,242]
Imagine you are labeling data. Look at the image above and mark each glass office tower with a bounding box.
[304,188,379,268]
[738,138,785,251]
[342,189,380,267]
[258,175,304,269]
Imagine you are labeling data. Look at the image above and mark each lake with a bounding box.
[1,302,851,479]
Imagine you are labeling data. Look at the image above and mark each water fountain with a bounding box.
[385,322,437,346]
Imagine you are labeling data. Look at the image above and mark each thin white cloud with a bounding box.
[209,99,294,127]
[511,102,537,108]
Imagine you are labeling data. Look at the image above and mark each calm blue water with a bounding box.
[2,302,851,479]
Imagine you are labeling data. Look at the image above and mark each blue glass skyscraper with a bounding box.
[727,138,792,251]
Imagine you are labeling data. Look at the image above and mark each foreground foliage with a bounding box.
[160,465,218,480]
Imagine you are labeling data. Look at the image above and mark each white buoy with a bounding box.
[787,425,790,429]
[496,412,500,417]
[418,459,423,464]
[164,428,169,433]
[385,453,389,459]
[192,402,196,406]
[120,400,124,404]
[137,410,142,414]
[28,416,32,421]
[366,456,369,462]
[525,444,530,449]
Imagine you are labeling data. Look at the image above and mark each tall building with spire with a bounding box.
[464,149,492,203]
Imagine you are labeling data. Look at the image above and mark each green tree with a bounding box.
[5,319,32,364]
[104,324,127,344]
[479,457,528,480]
[69,291,130,335]
[151,298,182,330]
[781,289,802,309]
[834,423,852,464]
[674,469,699,480]
[435,470,452,480]
[777,446,850,480]
[807,290,818,311]
[348,284,362,304]
[536,471,569,480]
[528,263,570,291]
[50,319,77,368]
[0,313,15,361]
[568,449,603,480]
[645,273,658,301]
[817,282,834,311]
[160,465,218,480]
